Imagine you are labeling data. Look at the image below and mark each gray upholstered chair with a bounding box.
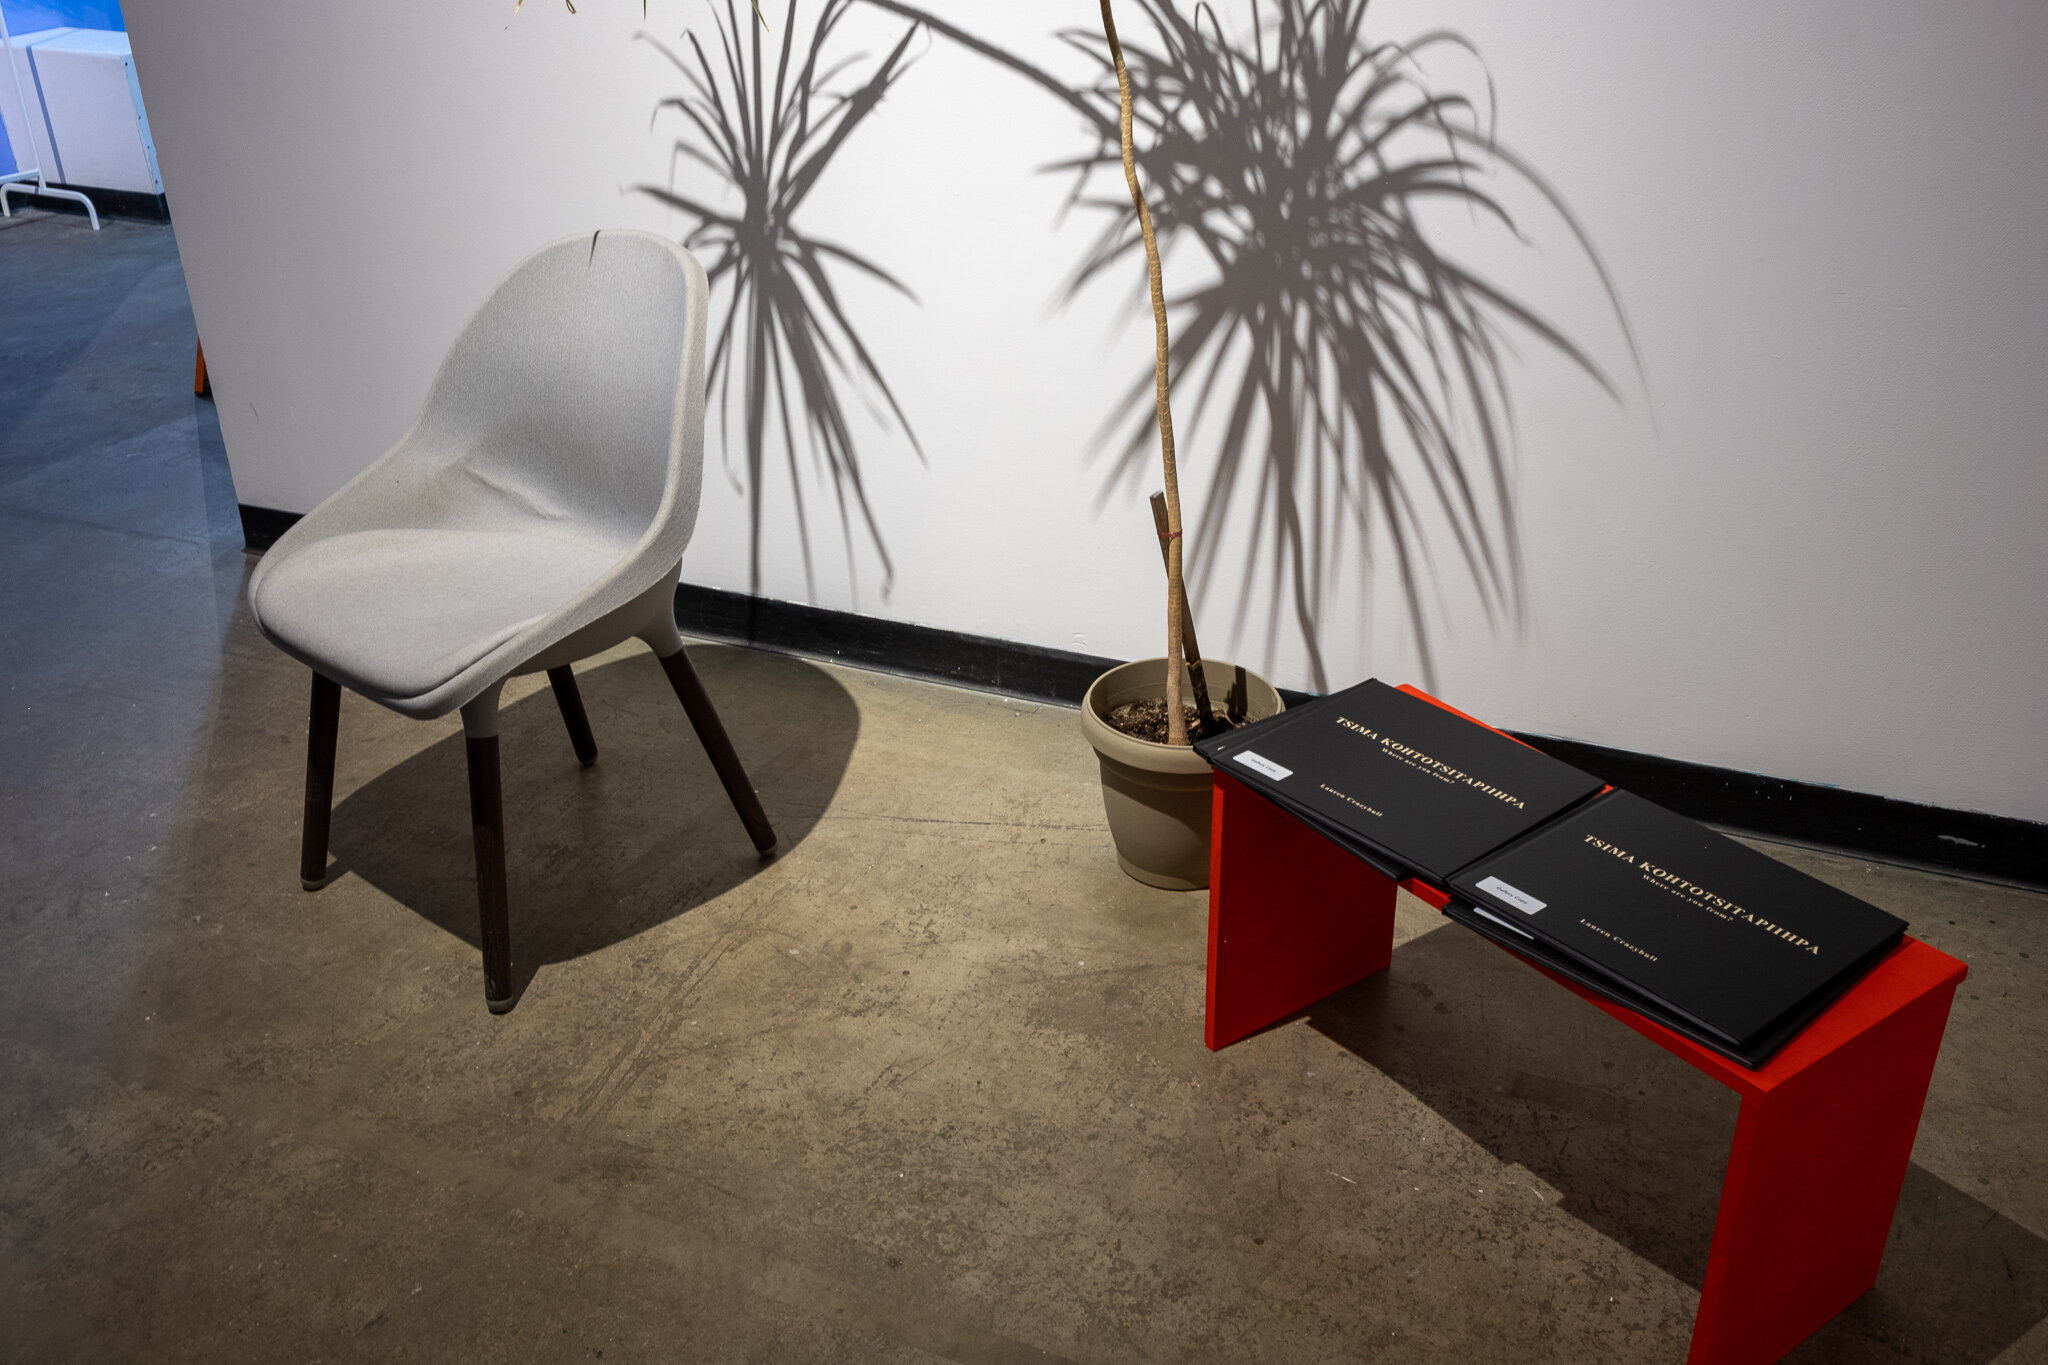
[249,230,775,1012]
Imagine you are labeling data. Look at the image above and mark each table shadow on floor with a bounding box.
[1307,924,2048,1364]
[329,643,857,1005]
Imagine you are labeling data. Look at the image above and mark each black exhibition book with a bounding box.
[1192,679,1606,883]
[1440,901,1898,1068]
[1447,791,1908,1068]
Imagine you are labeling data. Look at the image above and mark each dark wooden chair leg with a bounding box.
[546,665,599,766]
[656,646,777,854]
[465,734,514,1012]
[301,672,341,890]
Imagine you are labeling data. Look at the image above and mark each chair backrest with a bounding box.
[404,231,708,559]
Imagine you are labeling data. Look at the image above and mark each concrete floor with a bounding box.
[2,207,2044,1364]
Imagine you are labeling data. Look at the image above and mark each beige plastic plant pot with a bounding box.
[1079,657,1285,890]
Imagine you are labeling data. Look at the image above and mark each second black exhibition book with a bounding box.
[1447,791,1908,1067]
[1193,679,1605,882]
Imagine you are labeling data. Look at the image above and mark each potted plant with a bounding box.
[1068,0,1282,890]
[892,0,1630,888]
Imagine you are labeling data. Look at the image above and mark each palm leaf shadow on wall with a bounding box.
[637,0,924,602]
[870,0,1639,691]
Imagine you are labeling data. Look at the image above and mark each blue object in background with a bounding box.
[0,0,128,177]
[5,0,124,30]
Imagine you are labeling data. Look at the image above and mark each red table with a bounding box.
[1202,691,1967,1365]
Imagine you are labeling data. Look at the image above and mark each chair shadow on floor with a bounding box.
[1307,925,2048,1365]
[327,642,858,1007]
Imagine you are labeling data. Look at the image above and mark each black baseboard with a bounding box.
[674,583,2045,889]
[4,183,170,223]
[675,582,1140,705]
[238,504,300,552]
[229,531,2043,888]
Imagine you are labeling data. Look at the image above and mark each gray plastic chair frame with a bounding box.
[249,230,775,1012]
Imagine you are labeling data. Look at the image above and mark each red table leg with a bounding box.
[1206,773,1398,1050]
[1687,944,1964,1364]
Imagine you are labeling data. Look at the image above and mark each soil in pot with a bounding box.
[1081,658,1282,891]
[1102,699,1243,745]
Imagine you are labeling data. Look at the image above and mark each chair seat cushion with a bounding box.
[252,528,623,702]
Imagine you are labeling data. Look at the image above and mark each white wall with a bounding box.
[123,0,2048,823]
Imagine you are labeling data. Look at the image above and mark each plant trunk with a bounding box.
[1098,0,1189,747]
[1151,491,1214,733]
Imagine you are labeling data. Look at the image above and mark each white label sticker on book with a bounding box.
[1233,750,1293,781]
[1477,876,1545,914]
